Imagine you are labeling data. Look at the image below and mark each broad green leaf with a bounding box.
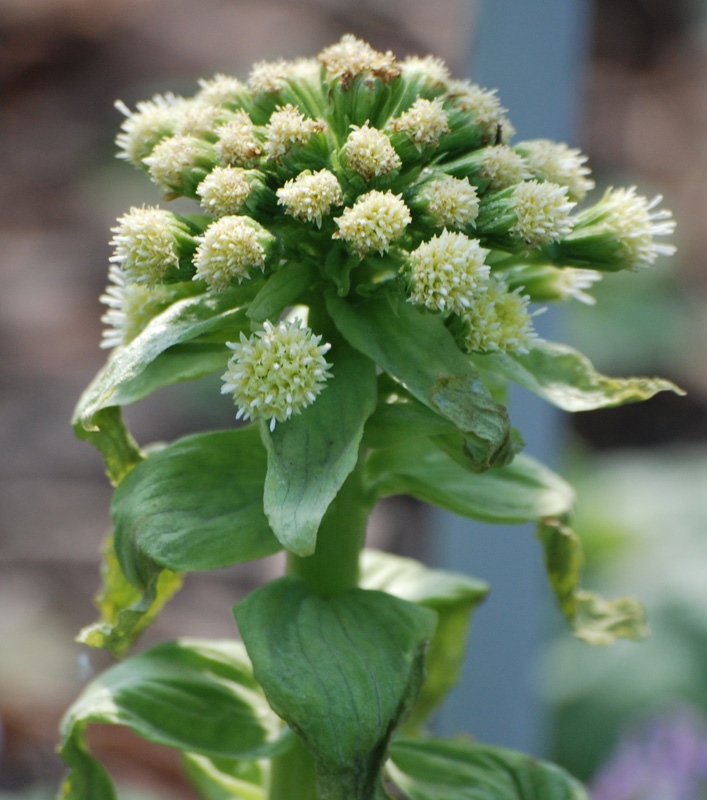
[182,753,267,800]
[72,406,143,486]
[471,340,684,412]
[77,534,183,658]
[261,343,377,556]
[387,736,589,800]
[247,262,317,323]
[235,576,437,800]
[360,549,488,729]
[112,426,281,589]
[326,292,512,471]
[365,437,575,523]
[58,639,289,800]
[362,389,458,450]
[74,285,257,432]
[538,517,648,645]
[104,342,233,408]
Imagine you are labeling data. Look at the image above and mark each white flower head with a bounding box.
[248,58,320,94]
[114,93,183,165]
[216,110,263,166]
[264,104,326,161]
[392,97,450,148]
[319,34,399,88]
[100,266,173,348]
[142,134,213,192]
[343,123,401,180]
[333,190,412,255]
[193,216,268,291]
[464,279,538,354]
[221,320,333,430]
[519,139,595,201]
[480,145,532,190]
[276,169,344,226]
[511,179,576,247]
[407,230,490,314]
[554,268,602,305]
[197,166,253,217]
[196,73,248,106]
[445,80,515,141]
[583,187,677,269]
[421,176,480,229]
[400,55,451,88]
[109,206,185,284]
[174,100,223,139]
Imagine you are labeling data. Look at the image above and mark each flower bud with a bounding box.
[197,166,269,218]
[406,230,490,314]
[390,97,450,150]
[415,175,480,229]
[221,319,332,429]
[333,190,412,255]
[143,135,219,197]
[341,123,401,181]
[109,206,196,285]
[462,279,537,354]
[193,216,277,291]
[276,169,344,226]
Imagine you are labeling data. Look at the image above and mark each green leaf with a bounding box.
[362,387,458,450]
[182,753,267,800]
[235,576,437,800]
[471,340,684,412]
[74,285,257,432]
[77,534,183,657]
[247,262,317,323]
[365,437,575,523]
[360,549,488,729]
[261,342,377,556]
[112,426,281,589]
[326,292,513,471]
[538,517,649,645]
[387,736,589,800]
[57,639,289,800]
[72,406,143,486]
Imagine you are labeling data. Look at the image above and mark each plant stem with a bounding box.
[269,735,320,800]
[268,452,371,799]
[286,451,370,596]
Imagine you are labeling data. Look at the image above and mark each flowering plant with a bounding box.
[58,36,681,800]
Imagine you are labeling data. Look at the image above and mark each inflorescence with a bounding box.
[103,35,676,428]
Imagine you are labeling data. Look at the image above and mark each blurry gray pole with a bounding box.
[431,0,591,755]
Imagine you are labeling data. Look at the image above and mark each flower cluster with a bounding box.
[104,35,676,427]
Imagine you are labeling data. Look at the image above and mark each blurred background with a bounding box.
[2,0,707,797]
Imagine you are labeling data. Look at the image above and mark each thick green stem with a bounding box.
[269,736,319,800]
[286,454,370,596]
[269,452,372,799]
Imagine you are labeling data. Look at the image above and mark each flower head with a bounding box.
[221,320,332,429]
[576,187,676,269]
[399,55,451,88]
[342,123,401,180]
[391,97,450,149]
[264,104,326,161]
[195,73,248,106]
[193,216,269,291]
[142,134,215,192]
[407,230,490,313]
[334,190,411,255]
[445,80,515,141]
[100,266,174,348]
[518,139,595,200]
[174,100,223,138]
[480,145,532,190]
[248,58,319,94]
[420,176,480,229]
[197,166,254,217]
[216,110,263,166]
[276,169,343,226]
[109,206,188,284]
[115,94,183,165]
[511,179,575,247]
[319,34,399,88]
[463,279,537,354]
